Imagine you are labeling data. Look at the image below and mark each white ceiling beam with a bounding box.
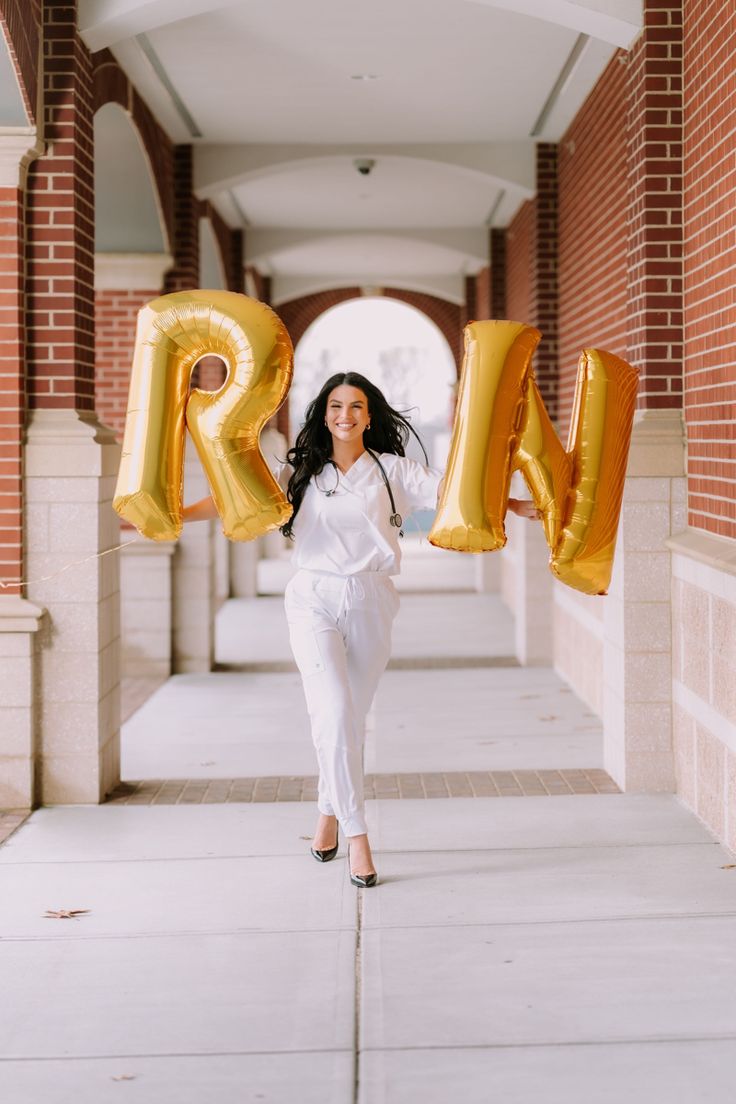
[247,229,490,267]
[465,0,642,48]
[78,0,241,52]
[195,143,536,199]
[272,275,465,307]
[79,0,641,54]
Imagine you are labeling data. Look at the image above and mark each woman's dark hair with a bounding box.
[280,371,427,538]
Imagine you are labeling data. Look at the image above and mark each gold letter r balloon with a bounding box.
[428,320,639,596]
[113,291,293,542]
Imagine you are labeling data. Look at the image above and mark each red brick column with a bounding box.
[625,0,683,410]
[0,187,26,593]
[682,0,731,535]
[474,266,491,320]
[463,274,477,328]
[503,147,559,420]
[164,145,199,293]
[26,0,95,410]
[490,228,506,319]
[533,143,559,419]
[95,288,162,438]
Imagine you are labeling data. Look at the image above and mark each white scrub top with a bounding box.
[273,451,443,576]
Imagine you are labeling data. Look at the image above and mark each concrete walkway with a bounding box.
[2,541,736,1103]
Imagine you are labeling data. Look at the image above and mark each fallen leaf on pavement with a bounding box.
[44,909,90,920]
[111,1074,136,1081]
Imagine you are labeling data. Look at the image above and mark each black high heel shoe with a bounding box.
[347,842,378,888]
[310,824,339,863]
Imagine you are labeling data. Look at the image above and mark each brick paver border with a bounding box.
[107,768,620,805]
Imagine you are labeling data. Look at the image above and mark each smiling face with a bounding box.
[325,384,371,445]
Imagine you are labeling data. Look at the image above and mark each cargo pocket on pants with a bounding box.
[288,620,326,676]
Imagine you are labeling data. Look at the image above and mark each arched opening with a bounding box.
[291,297,457,478]
[94,102,167,255]
[93,102,172,440]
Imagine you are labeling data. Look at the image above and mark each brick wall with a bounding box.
[533,144,559,417]
[474,265,491,321]
[505,199,535,330]
[683,0,736,537]
[164,146,199,293]
[0,188,25,592]
[557,54,629,431]
[626,1,683,413]
[490,228,506,319]
[0,0,41,122]
[95,288,159,438]
[26,1,95,411]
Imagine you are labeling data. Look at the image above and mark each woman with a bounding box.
[184,372,537,887]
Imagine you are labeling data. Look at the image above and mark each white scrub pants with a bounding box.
[284,568,400,837]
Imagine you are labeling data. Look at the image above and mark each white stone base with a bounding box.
[0,597,45,808]
[230,539,259,598]
[24,409,121,804]
[474,550,500,594]
[173,438,217,673]
[501,474,554,665]
[668,528,736,853]
[120,539,174,678]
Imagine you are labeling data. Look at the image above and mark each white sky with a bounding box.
[290,298,457,436]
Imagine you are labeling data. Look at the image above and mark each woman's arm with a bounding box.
[182,495,219,522]
[508,498,540,520]
[433,478,537,520]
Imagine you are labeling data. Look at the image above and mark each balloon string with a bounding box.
[0,538,141,591]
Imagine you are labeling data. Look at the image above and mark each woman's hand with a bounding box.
[508,497,541,521]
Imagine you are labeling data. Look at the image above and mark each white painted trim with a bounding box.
[0,129,43,188]
[673,678,736,757]
[466,0,641,47]
[194,142,536,198]
[248,227,490,265]
[272,275,465,307]
[95,252,173,290]
[668,528,736,594]
[626,409,686,479]
[80,0,641,53]
[553,581,604,639]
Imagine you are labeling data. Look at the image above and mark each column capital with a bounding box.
[95,253,173,291]
[626,408,686,478]
[0,128,44,188]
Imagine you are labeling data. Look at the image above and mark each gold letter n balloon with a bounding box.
[113,291,293,541]
[428,320,639,596]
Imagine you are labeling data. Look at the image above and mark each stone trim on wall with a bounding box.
[0,595,44,808]
[669,527,736,851]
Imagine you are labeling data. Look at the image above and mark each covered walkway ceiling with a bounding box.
[80,0,643,303]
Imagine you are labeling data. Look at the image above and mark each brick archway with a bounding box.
[274,286,462,438]
[276,286,463,369]
[92,49,175,249]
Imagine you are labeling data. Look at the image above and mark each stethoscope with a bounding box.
[316,447,404,537]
